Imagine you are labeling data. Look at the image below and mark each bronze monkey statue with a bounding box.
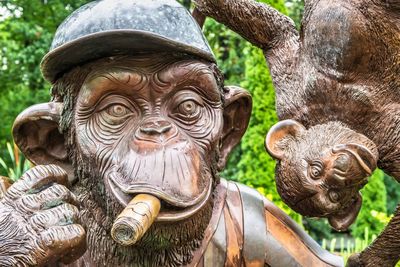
[194,0,400,265]
[0,0,343,266]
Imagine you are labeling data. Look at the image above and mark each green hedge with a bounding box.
[351,170,389,239]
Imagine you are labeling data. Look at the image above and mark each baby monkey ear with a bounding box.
[12,102,73,180]
[218,86,252,171]
[265,119,305,160]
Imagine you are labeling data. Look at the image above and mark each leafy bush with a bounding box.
[383,173,400,215]
[0,142,30,181]
[351,169,389,239]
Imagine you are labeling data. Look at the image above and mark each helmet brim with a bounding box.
[41,30,216,83]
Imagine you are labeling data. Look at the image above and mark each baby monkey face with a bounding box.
[266,120,378,231]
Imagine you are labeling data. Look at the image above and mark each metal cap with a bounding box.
[41,0,215,83]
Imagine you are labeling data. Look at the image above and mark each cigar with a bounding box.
[111,194,161,246]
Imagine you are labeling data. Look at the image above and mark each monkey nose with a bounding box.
[139,120,172,135]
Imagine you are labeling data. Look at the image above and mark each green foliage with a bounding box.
[260,0,287,13]
[0,142,30,181]
[285,0,304,28]
[202,9,252,182]
[236,1,300,219]
[237,45,301,221]
[351,170,389,239]
[236,46,277,187]
[383,173,400,214]
[177,0,192,9]
[203,18,247,85]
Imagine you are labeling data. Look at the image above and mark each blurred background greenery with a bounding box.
[1,0,399,260]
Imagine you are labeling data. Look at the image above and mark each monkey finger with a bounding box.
[29,203,80,232]
[18,184,78,213]
[6,165,68,200]
[39,224,86,265]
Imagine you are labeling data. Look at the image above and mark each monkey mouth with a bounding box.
[107,175,213,222]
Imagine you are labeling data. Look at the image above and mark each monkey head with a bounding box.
[9,1,252,262]
[12,54,252,217]
[266,120,378,231]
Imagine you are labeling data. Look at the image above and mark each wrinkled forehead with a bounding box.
[78,57,221,105]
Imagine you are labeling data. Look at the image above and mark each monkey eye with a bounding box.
[169,91,204,123]
[98,102,135,125]
[177,100,199,116]
[106,104,130,117]
[309,160,324,180]
[328,190,340,203]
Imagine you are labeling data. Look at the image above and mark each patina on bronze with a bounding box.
[194,0,400,266]
[0,0,344,266]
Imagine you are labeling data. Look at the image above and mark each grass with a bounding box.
[322,227,400,266]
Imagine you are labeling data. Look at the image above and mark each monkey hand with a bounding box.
[0,165,86,267]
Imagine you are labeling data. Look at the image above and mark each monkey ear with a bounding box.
[218,86,252,171]
[328,193,362,231]
[265,119,305,160]
[12,102,73,179]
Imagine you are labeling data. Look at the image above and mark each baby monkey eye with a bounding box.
[309,160,324,180]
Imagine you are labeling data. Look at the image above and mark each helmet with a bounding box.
[41,0,215,83]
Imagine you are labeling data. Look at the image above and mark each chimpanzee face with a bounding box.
[74,59,224,221]
[13,54,251,226]
[266,120,378,231]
